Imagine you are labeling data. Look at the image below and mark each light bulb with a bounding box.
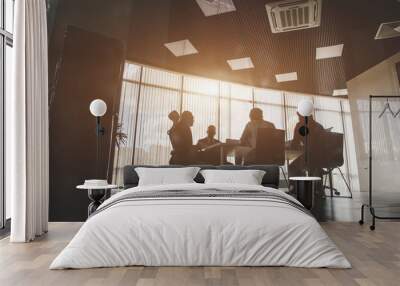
[297,100,314,117]
[89,99,107,117]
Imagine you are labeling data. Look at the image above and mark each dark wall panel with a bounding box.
[49,26,124,221]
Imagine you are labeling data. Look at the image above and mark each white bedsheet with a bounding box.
[50,183,351,269]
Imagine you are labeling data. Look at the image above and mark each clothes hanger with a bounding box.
[378,98,395,118]
[394,107,400,118]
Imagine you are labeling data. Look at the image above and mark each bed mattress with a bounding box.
[50,183,350,269]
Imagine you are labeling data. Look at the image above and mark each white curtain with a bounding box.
[7,0,49,242]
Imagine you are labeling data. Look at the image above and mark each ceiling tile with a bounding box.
[316,44,344,60]
[332,89,348,96]
[164,39,198,57]
[275,72,298,82]
[196,0,236,17]
[227,57,254,70]
[375,21,400,40]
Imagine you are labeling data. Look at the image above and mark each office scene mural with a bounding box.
[46,0,400,221]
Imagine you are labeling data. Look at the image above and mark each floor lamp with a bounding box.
[290,100,319,211]
[297,99,314,177]
[89,99,107,178]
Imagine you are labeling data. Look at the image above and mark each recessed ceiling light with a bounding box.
[164,39,198,57]
[316,44,344,60]
[227,57,254,71]
[196,0,236,17]
[375,21,400,40]
[333,89,348,96]
[275,72,298,82]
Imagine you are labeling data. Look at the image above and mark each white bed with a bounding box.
[50,183,351,269]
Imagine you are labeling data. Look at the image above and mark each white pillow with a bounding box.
[135,167,200,186]
[200,169,266,185]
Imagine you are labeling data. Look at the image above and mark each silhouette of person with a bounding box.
[169,111,197,165]
[168,110,180,160]
[291,113,324,152]
[196,125,220,149]
[168,110,180,132]
[289,113,325,193]
[236,108,276,165]
[196,125,221,165]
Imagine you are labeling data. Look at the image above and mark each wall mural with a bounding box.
[48,26,356,221]
[47,0,390,221]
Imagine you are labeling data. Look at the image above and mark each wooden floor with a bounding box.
[1,222,400,286]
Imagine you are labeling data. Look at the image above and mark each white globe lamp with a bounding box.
[90,99,107,117]
[297,100,314,117]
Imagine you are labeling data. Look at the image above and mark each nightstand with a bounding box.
[289,177,321,210]
[76,184,118,217]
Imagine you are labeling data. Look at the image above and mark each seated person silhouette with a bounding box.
[197,125,220,149]
[289,113,325,194]
[235,108,276,165]
[196,125,221,165]
[169,111,198,165]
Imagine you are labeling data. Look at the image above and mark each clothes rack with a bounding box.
[359,95,400,230]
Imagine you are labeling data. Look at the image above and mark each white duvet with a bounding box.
[50,183,351,269]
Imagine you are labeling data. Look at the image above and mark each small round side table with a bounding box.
[76,184,118,217]
[289,177,321,210]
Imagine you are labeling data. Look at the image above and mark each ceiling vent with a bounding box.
[375,21,400,40]
[265,0,322,33]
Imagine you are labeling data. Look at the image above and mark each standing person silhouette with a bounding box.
[169,111,197,165]
[167,110,180,163]
[167,110,180,134]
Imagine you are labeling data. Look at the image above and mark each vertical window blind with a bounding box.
[182,75,219,142]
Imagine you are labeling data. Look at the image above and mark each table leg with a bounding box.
[104,189,111,200]
[292,180,317,210]
[87,189,106,217]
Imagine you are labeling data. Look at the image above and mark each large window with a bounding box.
[182,75,219,142]
[1,0,14,229]
[112,62,359,194]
